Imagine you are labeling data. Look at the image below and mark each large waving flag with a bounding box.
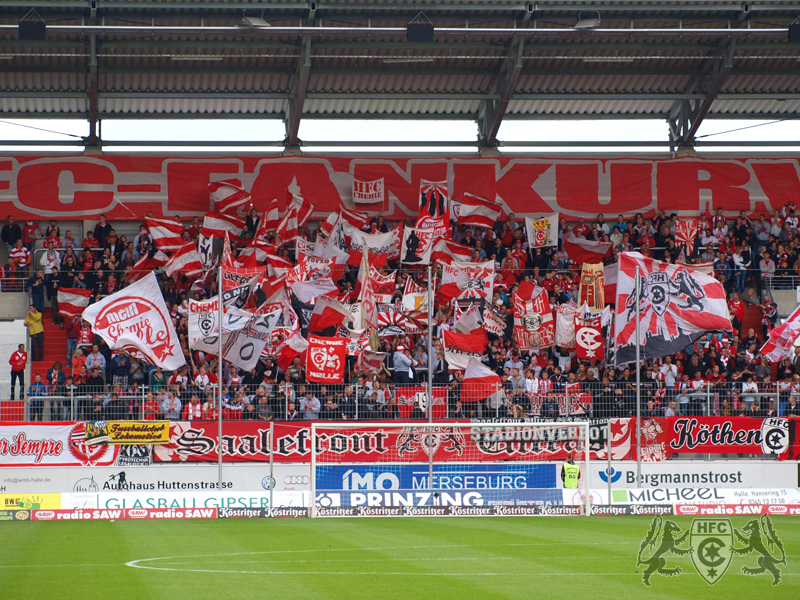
[462,357,502,403]
[525,213,559,249]
[145,217,185,252]
[761,304,800,363]
[201,211,244,238]
[82,273,186,370]
[457,193,502,229]
[209,179,251,215]
[614,252,732,366]
[57,287,92,318]
[563,233,612,265]
[129,250,169,282]
[164,243,203,278]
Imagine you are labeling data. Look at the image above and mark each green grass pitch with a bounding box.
[2,516,798,599]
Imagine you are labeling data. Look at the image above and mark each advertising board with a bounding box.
[0,464,310,493]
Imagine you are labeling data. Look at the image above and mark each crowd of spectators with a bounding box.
[9,202,800,422]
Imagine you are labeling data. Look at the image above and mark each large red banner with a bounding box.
[639,417,789,461]
[0,156,796,221]
[0,423,119,467]
[153,420,631,464]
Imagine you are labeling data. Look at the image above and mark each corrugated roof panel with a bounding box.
[101,71,291,93]
[309,71,491,94]
[304,97,482,115]
[99,97,286,115]
[507,97,673,116]
[516,72,691,93]
[0,97,86,114]
[710,98,800,116]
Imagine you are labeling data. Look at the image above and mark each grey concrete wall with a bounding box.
[0,292,30,319]
[770,288,799,318]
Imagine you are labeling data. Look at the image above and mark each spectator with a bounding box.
[27,373,47,421]
[9,343,27,401]
[10,239,31,273]
[160,391,182,420]
[1,215,22,254]
[24,304,44,362]
[25,268,45,313]
[143,392,161,420]
[301,390,320,420]
[22,220,38,253]
[183,394,204,420]
[93,214,112,245]
[85,344,107,374]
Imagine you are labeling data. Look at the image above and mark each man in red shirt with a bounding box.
[728,291,746,335]
[9,343,27,400]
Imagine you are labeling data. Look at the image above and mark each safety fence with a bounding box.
[2,379,797,423]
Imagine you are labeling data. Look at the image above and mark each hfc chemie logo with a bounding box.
[637,515,786,586]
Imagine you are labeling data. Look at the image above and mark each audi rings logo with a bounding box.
[261,477,275,491]
[284,475,310,485]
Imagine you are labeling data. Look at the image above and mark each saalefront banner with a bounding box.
[1,156,797,221]
[153,420,630,464]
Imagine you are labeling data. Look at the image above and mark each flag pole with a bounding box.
[217,264,224,492]
[427,265,434,495]
[635,265,641,489]
[427,265,433,424]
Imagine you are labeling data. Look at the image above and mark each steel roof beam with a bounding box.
[480,36,524,149]
[668,40,737,147]
[285,35,312,148]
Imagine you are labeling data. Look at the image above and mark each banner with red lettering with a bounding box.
[0,423,119,467]
[153,420,629,463]
[639,417,789,461]
[2,156,796,222]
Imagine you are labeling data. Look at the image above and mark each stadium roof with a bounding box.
[1,0,799,150]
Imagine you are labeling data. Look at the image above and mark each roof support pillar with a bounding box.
[284,35,311,152]
[667,39,735,149]
[478,36,524,150]
[83,33,101,153]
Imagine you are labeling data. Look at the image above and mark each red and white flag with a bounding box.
[400,227,439,265]
[287,190,314,227]
[525,213,559,248]
[575,314,604,360]
[761,304,800,362]
[129,251,169,282]
[355,350,386,373]
[57,287,92,318]
[345,223,401,267]
[462,357,502,403]
[431,238,473,265]
[675,219,701,254]
[306,335,346,383]
[291,278,338,305]
[402,277,428,313]
[562,233,612,265]
[614,252,732,365]
[443,328,488,370]
[275,205,299,245]
[82,272,186,370]
[209,179,251,215]
[145,217,185,252]
[254,197,280,242]
[513,287,555,351]
[272,329,306,370]
[353,178,384,205]
[201,211,244,238]
[309,296,353,333]
[457,193,502,229]
[221,231,235,269]
[555,304,578,349]
[419,180,449,222]
[237,239,273,269]
[455,302,483,334]
[164,243,203,278]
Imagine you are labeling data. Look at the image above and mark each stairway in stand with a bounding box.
[31,307,69,377]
